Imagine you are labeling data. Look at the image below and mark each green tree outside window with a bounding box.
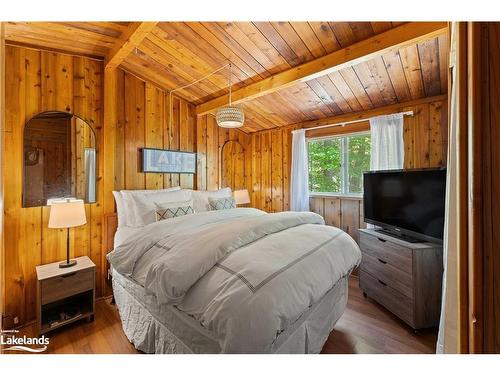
[308,133,371,195]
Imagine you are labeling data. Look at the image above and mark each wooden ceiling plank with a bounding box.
[243,100,288,127]
[399,44,426,99]
[365,56,399,105]
[305,79,343,115]
[315,74,352,113]
[338,67,374,110]
[353,62,386,106]
[196,22,448,116]
[270,22,315,62]
[382,50,412,102]
[349,22,375,41]
[269,92,313,122]
[308,22,342,54]
[328,71,364,112]
[287,82,335,118]
[234,22,290,69]
[105,22,158,70]
[328,22,356,48]
[218,22,288,74]
[141,35,225,96]
[186,22,264,84]
[199,22,272,79]
[417,38,442,97]
[152,23,242,88]
[252,22,304,66]
[250,95,299,125]
[290,22,327,58]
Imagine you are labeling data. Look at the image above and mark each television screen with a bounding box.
[363,168,446,242]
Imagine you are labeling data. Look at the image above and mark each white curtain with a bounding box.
[369,113,405,171]
[290,129,309,211]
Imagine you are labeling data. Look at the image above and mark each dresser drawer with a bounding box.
[360,253,413,298]
[360,270,414,326]
[41,268,94,304]
[359,232,413,274]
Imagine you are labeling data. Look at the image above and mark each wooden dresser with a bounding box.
[358,229,443,330]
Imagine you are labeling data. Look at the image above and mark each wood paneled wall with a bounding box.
[247,96,448,244]
[3,45,103,326]
[2,49,249,327]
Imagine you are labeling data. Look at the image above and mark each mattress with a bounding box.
[112,268,349,354]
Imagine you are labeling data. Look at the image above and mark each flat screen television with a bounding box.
[363,168,446,243]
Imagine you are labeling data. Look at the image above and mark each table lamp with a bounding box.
[233,189,250,206]
[48,198,87,268]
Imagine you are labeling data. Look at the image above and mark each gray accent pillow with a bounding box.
[208,197,236,210]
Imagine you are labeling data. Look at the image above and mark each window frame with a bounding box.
[307,131,370,197]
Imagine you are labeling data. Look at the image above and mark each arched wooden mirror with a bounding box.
[23,111,97,207]
[221,140,246,190]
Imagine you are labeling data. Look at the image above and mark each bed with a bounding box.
[106,188,361,354]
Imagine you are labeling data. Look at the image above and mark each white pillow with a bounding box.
[113,191,127,227]
[130,189,192,227]
[190,187,232,213]
[114,186,181,227]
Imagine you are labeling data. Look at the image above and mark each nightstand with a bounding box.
[36,256,95,335]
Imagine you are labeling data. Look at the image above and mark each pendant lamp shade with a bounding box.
[216,106,245,128]
[217,63,244,129]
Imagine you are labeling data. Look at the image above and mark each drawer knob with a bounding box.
[377,258,387,264]
[378,279,387,287]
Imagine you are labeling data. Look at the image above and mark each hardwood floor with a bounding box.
[11,275,436,354]
[321,276,437,354]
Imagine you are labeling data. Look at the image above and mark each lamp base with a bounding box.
[59,259,77,268]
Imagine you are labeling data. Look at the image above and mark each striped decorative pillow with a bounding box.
[208,197,236,210]
[154,200,194,221]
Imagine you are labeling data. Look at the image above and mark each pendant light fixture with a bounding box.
[216,63,245,128]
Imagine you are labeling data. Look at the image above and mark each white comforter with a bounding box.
[108,208,361,353]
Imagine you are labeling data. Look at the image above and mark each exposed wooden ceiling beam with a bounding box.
[196,22,448,116]
[105,22,158,70]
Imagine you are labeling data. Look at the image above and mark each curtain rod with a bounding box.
[303,111,414,132]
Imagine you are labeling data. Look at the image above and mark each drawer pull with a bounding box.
[377,238,387,243]
[60,272,76,278]
[378,280,387,287]
[377,258,387,264]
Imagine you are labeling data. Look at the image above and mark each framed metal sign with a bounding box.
[141,148,196,174]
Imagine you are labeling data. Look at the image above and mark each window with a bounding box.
[308,133,371,195]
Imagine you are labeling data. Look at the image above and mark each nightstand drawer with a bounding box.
[360,270,414,326]
[360,253,413,298]
[359,232,413,274]
[41,268,94,304]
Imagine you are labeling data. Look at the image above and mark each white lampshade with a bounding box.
[233,189,250,205]
[216,106,244,128]
[48,198,87,229]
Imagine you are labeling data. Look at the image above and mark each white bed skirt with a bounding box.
[112,269,349,354]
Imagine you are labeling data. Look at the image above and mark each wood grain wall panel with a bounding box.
[145,83,164,190]
[3,45,104,325]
